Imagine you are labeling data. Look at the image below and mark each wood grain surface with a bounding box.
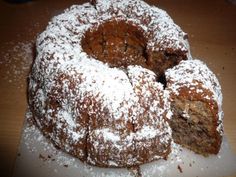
[0,0,235,177]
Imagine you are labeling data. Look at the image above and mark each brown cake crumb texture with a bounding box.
[28,0,223,168]
[165,59,223,155]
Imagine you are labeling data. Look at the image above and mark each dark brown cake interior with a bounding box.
[169,98,221,155]
[81,20,187,76]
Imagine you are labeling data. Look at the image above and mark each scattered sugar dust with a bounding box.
[0,40,34,91]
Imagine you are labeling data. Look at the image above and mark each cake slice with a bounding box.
[165,59,223,155]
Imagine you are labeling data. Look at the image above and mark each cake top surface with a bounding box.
[37,0,189,55]
[33,0,189,123]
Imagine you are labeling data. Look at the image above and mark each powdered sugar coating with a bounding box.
[165,59,223,134]
[27,0,191,167]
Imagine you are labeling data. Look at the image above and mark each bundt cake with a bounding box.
[28,0,223,168]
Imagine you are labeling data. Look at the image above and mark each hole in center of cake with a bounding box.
[81,20,148,68]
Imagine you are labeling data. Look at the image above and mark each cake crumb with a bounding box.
[39,154,47,161]
[39,153,53,162]
[177,165,183,173]
[128,165,142,177]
